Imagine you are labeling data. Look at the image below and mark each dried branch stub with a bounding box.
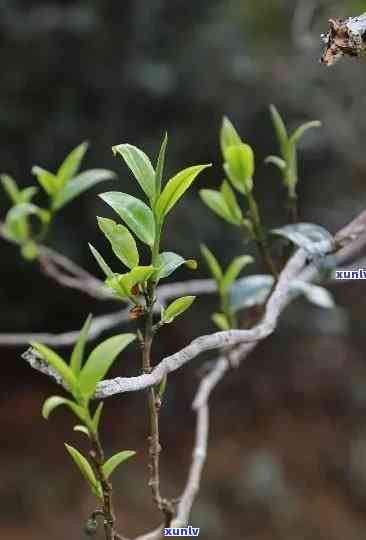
[320,14,366,66]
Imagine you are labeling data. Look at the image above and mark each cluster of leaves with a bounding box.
[33,316,136,500]
[89,135,211,324]
[200,109,335,322]
[1,142,115,260]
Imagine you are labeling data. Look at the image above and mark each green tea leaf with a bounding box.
[212,312,230,330]
[79,334,136,399]
[97,216,139,269]
[290,280,334,309]
[162,296,196,323]
[102,450,136,478]
[107,266,154,298]
[53,169,116,210]
[154,251,186,281]
[264,155,286,171]
[224,143,254,194]
[200,244,223,283]
[92,402,104,433]
[221,255,254,292]
[65,444,102,498]
[1,174,20,203]
[155,132,168,197]
[290,121,321,146]
[156,164,211,221]
[21,241,38,260]
[112,144,155,200]
[269,105,289,158]
[200,189,237,225]
[88,243,114,279]
[30,342,78,391]
[42,396,86,421]
[31,166,58,196]
[70,315,92,375]
[73,425,90,437]
[220,116,242,157]
[100,192,155,246]
[220,180,243,224]
[19,186,38,203]
[57,141,89,186]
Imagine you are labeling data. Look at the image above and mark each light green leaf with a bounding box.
[155,132,168,197]
[21,241,38,260]
[30,342,78,391]
[212,312,230,331]
[53,169,116,210]
[70,315,92,375]
[65,444,102,498]
[199,189,237,225]
[185,259,198,270]
[162,296,196,323]
[97,216,139,269]
[79,334,136,398]
[57,141,89,186]
[221,255,254,292]
[220,180,243,224]
[154,252,185,281]
[269,105,289,158]
[1,174,20,203]
[200,244,223,283]
[220,116,242,157]
[112,144,155,200]
[19,187,38,203]
[107,266,154,298]
[100,192,155,246]
[31,166,58,196]
[290,121,321,146]
[102,450,136,478]
[156,164,211,221]
[92,402,104,433]
[88,243,114,279]
[224,144,254,194]
[264,155,287,171]
[42,396,86,422]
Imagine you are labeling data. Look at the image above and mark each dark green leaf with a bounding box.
[102,450,136,478]
[97,216,139,269]
[79,334,136,398]
[100,192,155,246]
[156,164,211,221]
[112,144,155,200]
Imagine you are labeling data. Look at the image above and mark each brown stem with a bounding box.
[90,433,118,540]
[142,286,174,528]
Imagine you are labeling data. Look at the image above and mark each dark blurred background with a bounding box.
[2,0,366,538]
